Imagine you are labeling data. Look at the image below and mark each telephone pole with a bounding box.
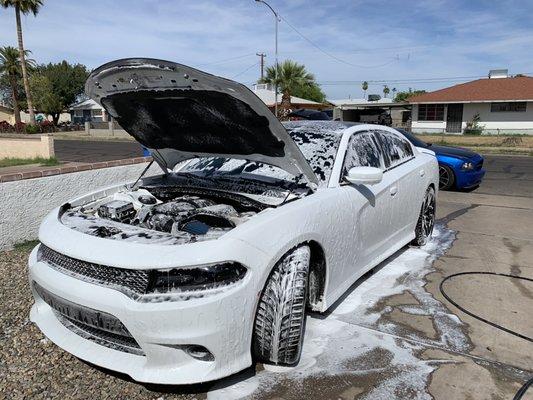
[256,52,266,80]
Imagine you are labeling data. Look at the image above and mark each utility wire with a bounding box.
[232,61,260,79]
[279,15,397,69]
[198,53,256,67]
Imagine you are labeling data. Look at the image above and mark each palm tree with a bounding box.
[362,81,368,99]
[383,85,390,98]
[0,46,33,127]
[261,60,315,119]
[1,0,44,125]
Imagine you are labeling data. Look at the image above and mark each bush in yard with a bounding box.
[24,124,39,134]
[464,113,483,135]
[14,121,25,132]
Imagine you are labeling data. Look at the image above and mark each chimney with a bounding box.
[488,69,508,79]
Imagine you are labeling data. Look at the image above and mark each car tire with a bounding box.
[412,186,436,247]
[439,165,455,190]
[253,245,311,366]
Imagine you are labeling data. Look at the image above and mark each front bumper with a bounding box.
[455,168,486,189]
[28,245,261,384]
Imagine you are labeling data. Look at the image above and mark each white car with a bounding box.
[28,58,438,385]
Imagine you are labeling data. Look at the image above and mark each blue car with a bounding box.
[396,129,486,190]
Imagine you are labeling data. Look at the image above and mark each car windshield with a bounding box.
[396,128,428,148]
[180,121,347,187]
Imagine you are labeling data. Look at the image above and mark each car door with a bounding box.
[374,129,421,243]
[340,130,397,275]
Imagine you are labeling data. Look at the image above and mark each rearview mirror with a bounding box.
[345,166,383,185]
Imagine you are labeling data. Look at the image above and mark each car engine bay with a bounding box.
[60,187,264,245]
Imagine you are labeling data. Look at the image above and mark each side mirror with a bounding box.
[345,166,383,185]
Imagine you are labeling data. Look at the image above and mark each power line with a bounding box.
[279,15,397,69]
[316,72,533,86]
[232,61,260,79]
[198,53,256,67]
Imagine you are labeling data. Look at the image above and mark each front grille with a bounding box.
[33,282,144,356]
[57,314,144,355]
[37,245,150,297]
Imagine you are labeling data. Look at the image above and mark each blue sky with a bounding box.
[1,0,532,99]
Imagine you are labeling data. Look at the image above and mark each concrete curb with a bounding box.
[0,156,152,183]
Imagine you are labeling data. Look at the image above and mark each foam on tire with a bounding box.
[253,245,310,365]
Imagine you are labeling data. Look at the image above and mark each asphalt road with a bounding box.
[54,139,143,163]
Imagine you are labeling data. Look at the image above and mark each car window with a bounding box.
[376,130,414,169]
[342,131,384,177]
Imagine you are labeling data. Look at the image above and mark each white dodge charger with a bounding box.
[28,58,438,384]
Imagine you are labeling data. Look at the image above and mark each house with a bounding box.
[0,104,14,123]
[70,99,108,123]
[409,70,533,134]
[252,84,325,111]
[0,103,70,124]
[329,96,411,128]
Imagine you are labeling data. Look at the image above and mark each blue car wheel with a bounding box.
[439,165,455,190]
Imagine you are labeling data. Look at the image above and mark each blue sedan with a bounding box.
[396,129,486,190]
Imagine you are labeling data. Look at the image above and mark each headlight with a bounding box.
[461,162,474,170]
[146,262,247,293]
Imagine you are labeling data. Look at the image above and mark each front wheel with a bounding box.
[412,187,436,246]
[253,245,310,365]
[439,165,455,190]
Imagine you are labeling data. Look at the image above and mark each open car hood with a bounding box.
[86,58,318,185]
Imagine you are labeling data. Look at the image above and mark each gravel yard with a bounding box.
[0,243,201,400]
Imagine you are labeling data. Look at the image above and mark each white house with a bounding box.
[409,70,533,134]
[70,99,108,123]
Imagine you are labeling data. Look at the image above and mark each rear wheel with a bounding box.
[412,187,436,246]
[439,165,455,190]
[253,245,310,365]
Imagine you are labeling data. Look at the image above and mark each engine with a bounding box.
[59,187,261,245]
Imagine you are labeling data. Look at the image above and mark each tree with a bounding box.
[0,46,34,127]
[362,81,368,99]
[0,46,22,125]
[394,89,427,102]
[31,61,89,124]
[383,85,390,98]
[291,82,326,103]
[260,60,317,119]
[1,0,44,125]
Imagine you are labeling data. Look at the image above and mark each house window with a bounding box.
[418,104,445,121]
[490,102,526,112]
[73,110,83,117]
[91,109,102,116]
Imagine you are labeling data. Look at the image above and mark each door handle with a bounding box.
[419,169,425,177]
[390,186,398,196]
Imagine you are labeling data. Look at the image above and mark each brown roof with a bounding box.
[408,76,533,103]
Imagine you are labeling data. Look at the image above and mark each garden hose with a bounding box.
[439,271,533,400]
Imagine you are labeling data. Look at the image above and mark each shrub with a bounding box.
[14,121,26,132]
[464,113,483,135]
[25,124,40,134]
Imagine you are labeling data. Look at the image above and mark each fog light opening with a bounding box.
[184,345,214,362]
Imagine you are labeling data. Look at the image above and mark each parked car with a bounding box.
[28,58,439,385]
[395,128,485,190]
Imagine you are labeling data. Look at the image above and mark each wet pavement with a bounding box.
[1,154,532,399]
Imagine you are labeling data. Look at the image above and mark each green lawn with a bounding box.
[0,156,60,168]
